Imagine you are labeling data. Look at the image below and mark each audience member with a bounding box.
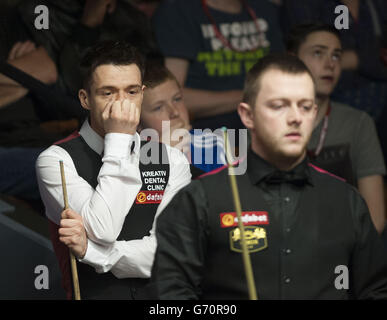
[281,0,387,121]
[139,62,226,176]
[18,0,160,98]
[0,4,78,202]
[152,0,284,130]
[287,23,386,233]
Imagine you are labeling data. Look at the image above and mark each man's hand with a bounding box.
[5,46,58,85]
[8,41,36,61]
[81,0,117,28]
[102,99,140,135]
[1,41,55,108]
[59,208,88,259]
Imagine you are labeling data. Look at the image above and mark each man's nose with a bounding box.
[324,55,335,70]
[167,102,179,119]
[287,105,302,125]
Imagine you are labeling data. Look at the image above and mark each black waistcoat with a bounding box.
[199,166,355,300]
[59,135,170,299]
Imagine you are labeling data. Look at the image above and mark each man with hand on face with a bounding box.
[36,41,191,299]
[287,24,386,234]
[146,54,387,299]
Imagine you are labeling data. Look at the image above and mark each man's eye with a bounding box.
[302,105,312,111]
[332,54,341,61]
[313,50,322,57]
[152,105,162,111]
[103,91,112,96]
[129,88,140,95]
[174,96,183,102]
[271,105,283,109]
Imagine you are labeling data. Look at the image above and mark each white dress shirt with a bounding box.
[36,120,191,278]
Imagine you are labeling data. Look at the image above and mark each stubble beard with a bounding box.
[253,130,308,170]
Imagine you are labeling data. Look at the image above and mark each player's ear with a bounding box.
[79,89,91,111]
[238,102,254,130]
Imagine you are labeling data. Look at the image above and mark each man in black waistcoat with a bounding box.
[36,41,191,299]
[147,54,387,299]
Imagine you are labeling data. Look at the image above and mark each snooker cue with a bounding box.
[222,128,258,300]
[59,160,81,300]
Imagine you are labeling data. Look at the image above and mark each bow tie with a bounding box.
[264,170,308,185]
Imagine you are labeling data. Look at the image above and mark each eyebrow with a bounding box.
[267,98,314,104]
[311,45,328,50]
[172,91,182,98]
[96,84,142,91]
[150,99,165,106]
[310,45,343,52]
[150,91,182,106]
[297,98,314,104]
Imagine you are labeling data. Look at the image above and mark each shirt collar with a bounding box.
[79,119,104,156]
[247,149,313,186]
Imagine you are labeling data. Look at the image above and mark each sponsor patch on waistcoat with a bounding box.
[136,169,168,204]
[220,211,269,228]
[229,226,268,253]
[136,190,164,204]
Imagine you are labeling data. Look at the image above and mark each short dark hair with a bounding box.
[80,40,146,91]
[143,60,179,89]
[242,53,314,106]
[286,23,341,54]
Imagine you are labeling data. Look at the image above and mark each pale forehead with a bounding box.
[301,31,342,50]
[257,69,315,102]
[143,79,181,103]
[92,64,142,87]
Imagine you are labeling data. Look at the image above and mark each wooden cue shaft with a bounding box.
[223,129,258,300]
[59,161,81,301]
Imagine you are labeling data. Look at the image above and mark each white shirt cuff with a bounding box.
[104,133,136,158]
[78,239,114,273]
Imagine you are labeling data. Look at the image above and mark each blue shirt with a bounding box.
[190,129,226,172]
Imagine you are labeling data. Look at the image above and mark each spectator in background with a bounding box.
[0,41,56,108]
[0,4,62,147]
[287,23,386,233]
[0,4,77,202]
[139,62,226,177]
[281,0,387,121]
[18,0,160,98]
[152,0,284,131]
